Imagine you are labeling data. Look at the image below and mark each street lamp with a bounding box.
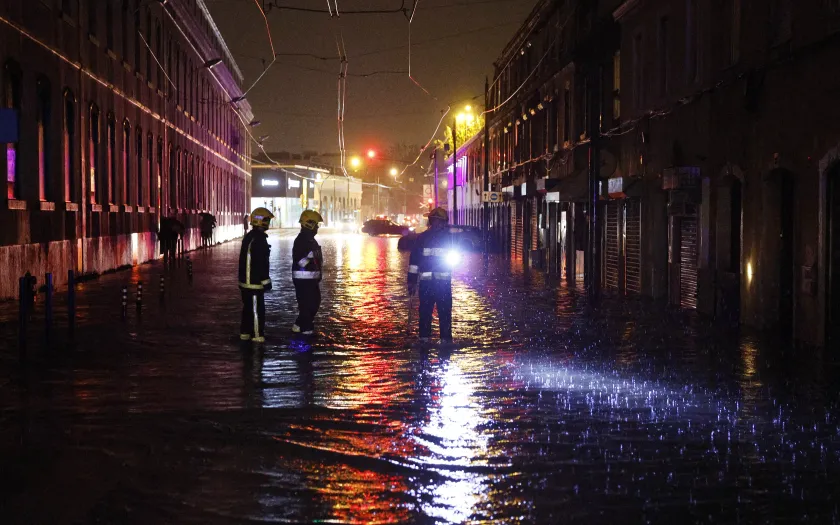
[367,149,376,159]
[451,104,474,226]
[350,156,362,169]
[390,167,398,177]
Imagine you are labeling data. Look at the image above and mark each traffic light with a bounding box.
[367,149,376,159]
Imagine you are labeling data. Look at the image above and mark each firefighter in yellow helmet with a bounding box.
[238,207,274,343]
[292,210,324,335]
[407,207,454,342]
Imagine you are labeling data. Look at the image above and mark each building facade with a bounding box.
[445,0,840,346]
[0,0,251,299]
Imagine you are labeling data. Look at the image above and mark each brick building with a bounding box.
[0,0,251,300]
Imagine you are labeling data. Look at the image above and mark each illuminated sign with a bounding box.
[261,179,279,187]
[288,179,301,189]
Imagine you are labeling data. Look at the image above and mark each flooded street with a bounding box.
[3,231,840,524]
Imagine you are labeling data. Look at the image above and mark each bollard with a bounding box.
[159,275,165,302]
[121,285,128,319]
[187,256,193,284]
[68,270,76,341]
[136,281,143,312]
[19,277,27,359]
[45,273,53,344]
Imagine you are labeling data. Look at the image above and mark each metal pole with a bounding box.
[433,149,439,208]
[452,118,458,225]
[587,65,602,302]
[483,76,490,260]
[19,276,27,359]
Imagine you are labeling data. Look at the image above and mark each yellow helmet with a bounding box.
[299,209,324,230]
[250,207,274,229]
[425,207,448,223]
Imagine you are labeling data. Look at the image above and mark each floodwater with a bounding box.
[2,230,840,524]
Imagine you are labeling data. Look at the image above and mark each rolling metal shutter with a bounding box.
[679,217,699,309]
[625,198,642,294]
[512,201,524,260]
[604,201,620,291]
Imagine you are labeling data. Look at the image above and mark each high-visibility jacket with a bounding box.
[292,229,323,281]
[238,229,272,290]
[407,227,455,285]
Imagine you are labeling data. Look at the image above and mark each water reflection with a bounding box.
[6,232,840,523]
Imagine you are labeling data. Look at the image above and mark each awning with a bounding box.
[606,176,644,199]
[536,177,562,193]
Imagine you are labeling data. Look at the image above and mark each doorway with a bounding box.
[827,165,840,345]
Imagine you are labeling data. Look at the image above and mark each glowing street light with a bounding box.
[350,156,362,169]
[367,149,377,159]
[390,167,399,177]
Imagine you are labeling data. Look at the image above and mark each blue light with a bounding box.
[445,250,461,267]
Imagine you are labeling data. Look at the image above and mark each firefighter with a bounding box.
[239,207,274,343]
[292,210,324,335]
[407,207,454,342]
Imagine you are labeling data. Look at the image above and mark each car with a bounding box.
[397,225,483,252]
[361,218,410,237]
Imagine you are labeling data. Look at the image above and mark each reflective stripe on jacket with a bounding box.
[292,229,323,282]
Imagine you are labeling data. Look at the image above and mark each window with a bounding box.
[37,77,52,202]
[155,21,162,88]
[105,1,115,49]
[168,143,175,211]
[613,51,621,121]
[145,9,152,80]
[167,38,173,96]
[3,60,22,200]
[728,0,741,65]
[134,0,141,70]
[89,104,100,204]
[563,83,571,144]
[107,114,116,204]
[175,44,181,105]
[63,89,77,202]
[122,1,129,59]
[136,127,143,206]
[147,133,153,208]
[658,16,669,96]
[88,1,97,36]
[61,0,76,18]
[686,0,699,84]
[633,32,644,108]
[156,137,162,210]
[123,120,131,205]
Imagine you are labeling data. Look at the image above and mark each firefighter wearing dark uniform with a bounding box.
[239,207,274,343]
[407,207,454,342]
[292,210,324,335]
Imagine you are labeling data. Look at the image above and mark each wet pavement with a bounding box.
[2,230,840,523]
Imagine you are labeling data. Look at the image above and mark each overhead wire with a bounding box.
[239,0,277,97]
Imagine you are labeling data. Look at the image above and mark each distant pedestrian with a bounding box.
[243,214,249,236]
[292,210,323,335]
[238,207,274,343]
[407,207,454,343]
[199,213,216,248]
[158,216,185,269]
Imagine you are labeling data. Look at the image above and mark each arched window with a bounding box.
[107,113,116,204]
[36,78,52,202]
[136,126,143,206]
[63,89,77,203]
[122,119,131,205]
[4,60,22,200]
[88,104,100,204]
[169,144,177,210]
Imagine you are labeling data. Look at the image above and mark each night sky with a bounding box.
[206,0,534,157]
